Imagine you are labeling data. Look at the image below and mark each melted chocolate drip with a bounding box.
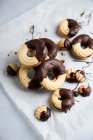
[73,91,79,97]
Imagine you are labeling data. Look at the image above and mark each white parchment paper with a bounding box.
[0,0,93,139]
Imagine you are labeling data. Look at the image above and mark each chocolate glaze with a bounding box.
[79,86,91,97]
[71,34,93,49]
[59,88,74,112]
[40,107,51,121]
[67,72,77,83]
[64,39,71,49]
[28,66,41,89]
[7,65,17,76]
[25,39,48,61]
[38,59,66,82]
[73,91,79,97]
[40,38,58,58]
[67,19,80,37]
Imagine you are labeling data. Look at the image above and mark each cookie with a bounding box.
[51,88,74,112]
[7,64,19,76]
[35,105,51,121]
[38,59,66,91]
[58,19,80,37]
[71,34,93,59]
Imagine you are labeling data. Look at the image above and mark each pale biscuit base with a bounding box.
[51,89,62,110]
[58,20,69,36]
[72,43,93,59]
[19,66,31,88]
[40,74,66,91]
[35,106,47,120]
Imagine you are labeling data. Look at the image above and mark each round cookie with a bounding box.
[66,68,76,82]
[35,105,51,121]
[7,64,19,76]
[78,85,91,97]
[75,70,86,82]
[19,66,40,89]
[18,39,48,67]
[51,88,74,112]
[71,34,93,59]
[58,38,70,50]
[58,19,80,37]
[38,59,66,91]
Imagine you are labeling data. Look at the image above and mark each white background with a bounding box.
[0,0,93,140]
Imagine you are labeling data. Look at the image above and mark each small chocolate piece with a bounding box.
[67,19,80,37]
[73,91,79,97]
[38,59,66,82]
[78,85,91,97]
[64,39,71,49]
[59,88,75,112]
[40,107,51,121]
[58,38,70,50]
[7,64,19,76]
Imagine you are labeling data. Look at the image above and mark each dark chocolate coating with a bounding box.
[7,65,17,76]
[64,39,71,49]
[67,72,77,83]
[73,91,79,97]
[67,19,80,37]
[40,38,58,58]
[71,34,93,49]
[40,107,51,121]
[28,66,41,89]
[25,39,48,61]
[38,59,66,82]
[79,86,91,97]
[59,88,74,112]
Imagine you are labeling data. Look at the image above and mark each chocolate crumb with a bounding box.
[80,11,85,17]
[15,52,17,55]
[44,28,47,32]
[61,52,65,55]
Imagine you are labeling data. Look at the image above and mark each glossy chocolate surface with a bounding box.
[71,34,93,49]
[38,59,66,82]
[40,38,58,58]
[59,88,74,112]
[67,19,80,37]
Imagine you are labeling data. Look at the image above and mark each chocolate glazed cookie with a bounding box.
[18,39,48,67]
[40,38,58,58]
[71,34,93,59]
[38,59,66,91]
[51,88,74,112]
[58,19,80,37]
[19,65,40,89]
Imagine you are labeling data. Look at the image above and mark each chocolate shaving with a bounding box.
[80,11,85,17]
[7,51,13,56]
[29,25,34,39]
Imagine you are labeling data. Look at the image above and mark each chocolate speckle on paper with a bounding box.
[80,11,85,17]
